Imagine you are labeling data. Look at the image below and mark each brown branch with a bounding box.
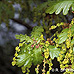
[11,18,33,30]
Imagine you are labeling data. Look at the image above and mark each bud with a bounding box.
[31,45,34,47]
[36,45,39,48]
[35,41,37,43]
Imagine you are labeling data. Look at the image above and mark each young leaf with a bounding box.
[49,45,60,59]
[62,28,69,33]
[57,28,68,44]
[15,34,33,43]
[16,53,32,67]
[57,36,67,44]
[58,32,67,38]
[33,47,43,65]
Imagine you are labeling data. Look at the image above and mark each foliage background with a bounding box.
[0,0,74,74]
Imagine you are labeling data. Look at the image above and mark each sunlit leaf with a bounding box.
[49,45,60,59]
[57,28,68,44]
[33,47,43,65]
[16,53,32,67]
[58,36,67,44]
[46,1,74,15]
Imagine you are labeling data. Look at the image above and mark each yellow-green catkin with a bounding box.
[44,48,49,59]
[42,58,46,74]
[35,64,40,74]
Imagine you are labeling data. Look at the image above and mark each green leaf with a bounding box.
[46,1,74,15]
[58,32,67,38]
[72,4,74,11]
[57,28,68,44]
[19,43,28,54]
[15,26,44,43]
[15,26,44,69]
[46,2,60,14]
[63,1,73,15]
[71,24,74,32]
[23,58,32,68]
[15,34,26,42]
[71,38,74,44]
[33,47,43,65]
[49,45,60,59]
[55,2,64,14]
[16,46,43,68]
[16,53,32,67]
[15,34,33,43]
[31,26,44,40]
[58,36,67,44]
[62,28,69,33]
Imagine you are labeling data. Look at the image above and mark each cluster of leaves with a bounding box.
[12,26,44,73]
[12,25,62,73]
[46,0,74,15]
[50,18,74,73]
[36,0,74,15]
[12,19,74,73]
